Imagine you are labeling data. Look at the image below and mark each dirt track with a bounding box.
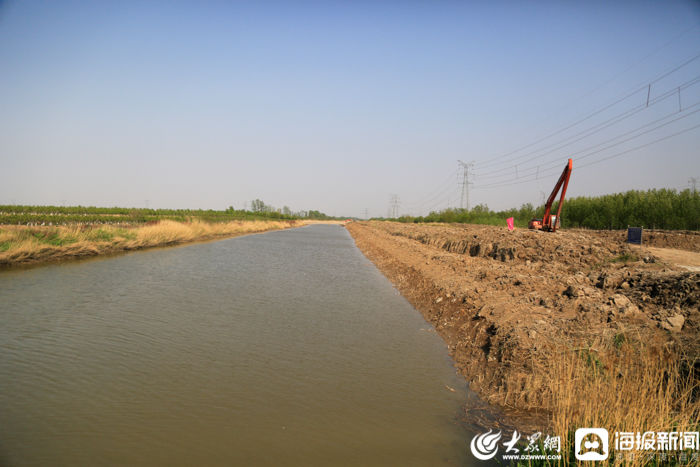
[646,246,700,271]
[346,221,700,424]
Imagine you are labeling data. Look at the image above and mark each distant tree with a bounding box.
[472,204,490,214]
[250,199,266,213]
[307,210,331,219]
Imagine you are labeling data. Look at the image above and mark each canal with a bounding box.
[0,224,474,466]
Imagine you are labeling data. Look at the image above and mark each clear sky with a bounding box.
[1,1,699,217]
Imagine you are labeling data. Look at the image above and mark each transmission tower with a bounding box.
[457,160,474,211]
[364,208,369,219]
[389,194,400,218]
[690,177,698,194]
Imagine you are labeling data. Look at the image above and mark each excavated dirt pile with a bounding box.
[588,229,700,253]
[346,221,700,420]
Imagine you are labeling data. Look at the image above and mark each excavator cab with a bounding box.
[528,216,560,231]
[528,218,542,230]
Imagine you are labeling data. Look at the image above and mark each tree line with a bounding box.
[391,188,699,230]
[0,200,337,225]
[243,199,335,220]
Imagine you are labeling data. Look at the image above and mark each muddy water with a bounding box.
[0,225,476,466]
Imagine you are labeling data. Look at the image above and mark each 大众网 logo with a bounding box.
[470,430,502,460]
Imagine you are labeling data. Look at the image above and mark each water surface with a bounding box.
[0,225,474,466]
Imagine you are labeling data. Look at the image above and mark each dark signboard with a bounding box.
[627,227,643,245]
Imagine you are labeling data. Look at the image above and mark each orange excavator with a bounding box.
[528,158,572,232]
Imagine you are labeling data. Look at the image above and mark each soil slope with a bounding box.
[346,221,700,422]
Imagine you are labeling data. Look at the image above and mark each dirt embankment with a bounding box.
[346,221,700,428]
[580,228,700,253]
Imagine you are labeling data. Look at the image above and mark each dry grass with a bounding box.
[512,330,700,465]
[558,340,697,465]
[0,219,303,266]
[486,329,699,465]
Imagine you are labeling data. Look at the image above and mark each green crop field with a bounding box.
[0,201,335,226]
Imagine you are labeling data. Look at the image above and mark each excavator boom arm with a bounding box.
[542,159,573,232]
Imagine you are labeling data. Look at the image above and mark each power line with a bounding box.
[478,75,700,178]
[576,122,700,169]
[544,25,700,119]
[473,50,700,170]
[404,176,462,216]
[473,121,700,190]
[401,45,700,214]
[410,105,699,211]
[407,177,459,210]
[474,99,700,184]
[423,185,461,215]
[573,107,700,163]
[401,168,460,209]
[474,73,700,178]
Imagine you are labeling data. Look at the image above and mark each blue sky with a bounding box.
[1,1,699,217]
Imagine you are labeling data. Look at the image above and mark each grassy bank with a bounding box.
[0,219,301,267]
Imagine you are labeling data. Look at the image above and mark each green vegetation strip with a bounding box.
[390,188,699,230]
[0,200,337,226]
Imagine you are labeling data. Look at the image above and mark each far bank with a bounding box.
[0,219,332,267]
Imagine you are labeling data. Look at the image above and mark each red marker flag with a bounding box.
[506,217,514,231]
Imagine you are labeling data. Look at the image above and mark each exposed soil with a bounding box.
[346,221,700,426]
[584,228,700,253]
[646,246,700,271]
